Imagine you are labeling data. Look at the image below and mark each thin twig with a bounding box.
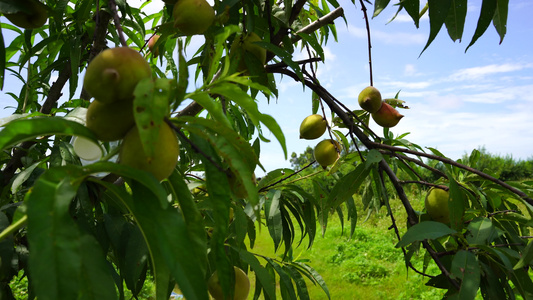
[108,0,128,47]
[358,0,373,86]
[258,161,316,193]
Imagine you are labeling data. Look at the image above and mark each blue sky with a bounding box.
[254,0,533,174]
[0,0,531,176]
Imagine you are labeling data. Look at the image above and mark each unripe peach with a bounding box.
[358,86,382,113]
[299,114,327,140]
[229,32,267,72]
[371,102,404,128]
[314,139,341,168]
[83,47,152,104]
[173,0,215,35]
[147,34,161,57]
[425,188,451,224]
[85,98,135,141]
[208,266,250,300]
[119,122,180,181]
[4,0,48,29]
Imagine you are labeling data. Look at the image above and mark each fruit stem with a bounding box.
[0,215,28,242]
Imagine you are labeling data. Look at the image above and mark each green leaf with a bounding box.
[284,265,310,300]
[27,167,117,300]
[128,180,209,300]
[11,160,44,193]
[237,249,276,299]
[166,171,208,275]
[466,217,496,245]
[420,0,452,56]
[327,163,371,210]
[365,149,383,167]
[208,83,287,159]
[465,0,497,52]
[492,0,508,44]
[179,120,258,206]
[396,221,456,248]
[133,78,172,158]
[265,258,297,299]
[294,262,331,300]
[448,250,480,300]
[448,177,466,230]
[373,0,391,17]
[0,27,5,90]
[444,0,467,42]
[509,267,533,299]
[265,190,283,251]
[0,117,99,151]
[186,91,232,128]
[82,161,168,209]
[400,0,421,28]
[188,133,233,299]
[69,36,81,99]
[514,240,533,270]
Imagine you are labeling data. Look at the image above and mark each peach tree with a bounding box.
[0,0,531,299]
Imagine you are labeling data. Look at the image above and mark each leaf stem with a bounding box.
[0,215,28,242]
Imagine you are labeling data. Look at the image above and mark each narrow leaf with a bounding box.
[466,217,496,245]
[373,0,391,18]
[492,0,508,44]
[444,0,467,42]
[0,117,99,151]
[465,0,497,52]
[396,221,456,248]
[514,240,533,270]
[420,0,452,55]
[448,250,481,300]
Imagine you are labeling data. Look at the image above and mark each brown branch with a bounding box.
[370,142,533,205]
[108,0,128,47]
[290,7,345,43]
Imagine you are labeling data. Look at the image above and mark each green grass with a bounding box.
[247,203,446,300]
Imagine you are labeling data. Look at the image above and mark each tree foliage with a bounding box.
[0,0,530,300]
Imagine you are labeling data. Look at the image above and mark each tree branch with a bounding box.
[290,7,344,43]
[370,142,533,205]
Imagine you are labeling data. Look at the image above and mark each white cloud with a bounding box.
[448,63,533,81]
[404,64,417,76]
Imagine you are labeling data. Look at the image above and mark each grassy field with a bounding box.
[245,198,447,300]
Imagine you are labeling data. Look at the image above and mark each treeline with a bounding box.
[459,147,532,181]
[290,145,533,183]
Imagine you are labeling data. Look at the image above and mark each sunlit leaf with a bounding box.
[0,117,99,151]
